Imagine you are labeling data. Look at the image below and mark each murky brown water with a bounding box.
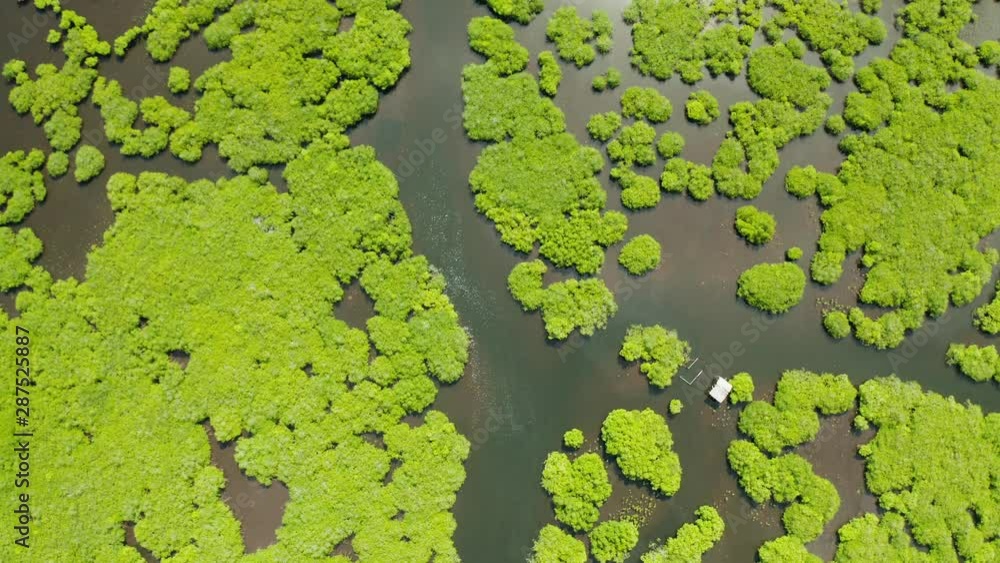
[2,0,998,561]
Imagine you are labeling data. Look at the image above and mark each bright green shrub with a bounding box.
[617,170,662,210]
[563,428,585,450]
[167,66,190,94]
[588,112,622,142]
[640,506,724,563]
[46,151,69,178]
[619,235,662,275]
[0,227,43,291]
[737,262,806,314]
[589,520,639,563]
[730,372,754,404]
[508,260,619,340]
[786,247,803,261]
[469,17,530,75]
[668,399,683,415]
[73,144,105,183]
[656,132,684,159]
[541,452,612,532]
[529,525,587,563]
[685,90,720,124]
[538,51,562,96]
[620,324,691,388]
[602,408,682,495]
[946,343,1000,383]
[608,122,658,166]
[546,7,598,67]
[734,205,776,245]
[621,86,672,123]
[823,311,851,339]
[483,0,544,24]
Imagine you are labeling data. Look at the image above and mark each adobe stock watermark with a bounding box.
[677,312,780,403]
[886,309,952,372]
[395,102,463,179]
[467,404,530,452]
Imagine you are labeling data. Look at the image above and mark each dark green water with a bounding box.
[1,1,998,561]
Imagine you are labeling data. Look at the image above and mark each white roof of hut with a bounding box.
[709,377,733,403]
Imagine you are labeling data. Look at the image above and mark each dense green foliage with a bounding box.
[541,452,613,532]
[619,235,662,275]
[734,205,776,245]
[588,520,639,563]
[620,86,672,123]
[729,372,853,557]
[624,0,755,83]
[609,122,658,167]
[0,227,44,291]
[592,67,622,91]
[168,66,191,94]
[729,372,754,404]
[712,42,831,200]
[529,524,588,563]
[464,20,626,339]
[620,324,691,387]
[471,133,627,274]
[843,377,1000,560]
[546,8,612,68]
[974,281,1000,335]
[46,151,69,177]
[0,149,46,225]
[602,408,682,495]
[116,0,234,61]
[166,0,411,171]
[661,158,713,201]
[1,156,473,560]
[825,114,847,134]
[786,247,803,261]
[640,506,725,562]
[945,343,1000,383]
[785,165,838,199]
[616,170,661,210]
[0,2,476,560]
[738,370,856,454]
[483,0,544,24]
[803,0,1000,349]
[73,144,105,183]
[685,90,720,125]
[587,112,623,142]
[91,77,191,158]
[823,310,852,339]
[470,16,530,75]
[655,132,684,159]
[507,260,619,340]
[538,51,562,96]
[668,399,683,415]
[4,7,108,154]
[546,8,597,67]
[736,262,806,314]
[563,428,585,450]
